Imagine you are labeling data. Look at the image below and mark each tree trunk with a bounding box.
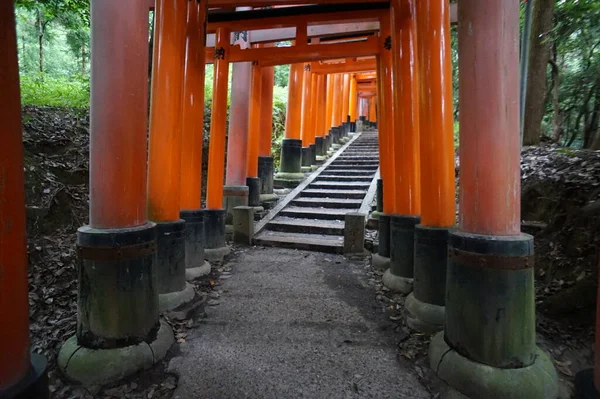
[522,0,555,146]
[37,8,44,73]
[550,52,561,142]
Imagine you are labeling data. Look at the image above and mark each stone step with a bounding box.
[309,181,371,190]
[300,189,367,199]
[291,197,362,209]
[279,206,350,221]
[330,162,379,167]
[253,231,344,254]
[316,175,373,182]
[267,217,344,235]
[321,169,376,176]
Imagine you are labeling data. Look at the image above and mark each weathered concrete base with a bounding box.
[185,261,211,280]
[429,333,559,399]
[382,269,413,294]
[316,155,327,163]
[159,282,195,312]
[274,172,305,189]
[301,166,312,173]
[405,292,444,333]
[204,246,231,263]
[233,206,255,245]
[223,185,249,224]
[58,320,174,387]
[367,210,382,229]
[260,193,278,202]
[371,253,390,272]
[1,353,48,399]
[344,212,366,254]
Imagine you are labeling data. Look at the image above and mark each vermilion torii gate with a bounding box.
[1,1,562,398]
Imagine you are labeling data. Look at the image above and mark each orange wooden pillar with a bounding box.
[58,0,172,386]
[372,9,396,273]
[0,2,48,395]
[341,74,351,125]
[325,74,335,130]
[368,96,377,122]
[205,27,232,259]
[383,0,422,294]
[258,50,277,201]
[180,0,210,279]
[314,74,328,161]
[246,56,262,207]
[224,28,252,220]
[275,62,305,184]
[429,0,558,396]
[300,64,313,169]
[404,0,456,332]
[349,74,358,132]
[147,0,191,308]
[331,74,342,128]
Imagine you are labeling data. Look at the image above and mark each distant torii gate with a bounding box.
[0,1,561,398]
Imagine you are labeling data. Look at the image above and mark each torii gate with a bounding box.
[0,1,563,398]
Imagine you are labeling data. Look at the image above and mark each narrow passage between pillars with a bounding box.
[383,0,422,295]
[428,0,558,397]
[147,0,194,312]
[180,0,210,281]
[1,2,49,397]
[205,26,231,263]
[57,0,174,387]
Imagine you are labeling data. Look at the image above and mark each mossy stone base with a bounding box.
[301,166,312,173]
[274,172,305,189]
[159,282,195,312]
[58,320,174,387]
[429,333,558,399]
[382,269,413,294]
[405,292,444,333]
[185,261,211,281]
[205,245,231,263]
[372,253,390,272]
[259,193,278,203]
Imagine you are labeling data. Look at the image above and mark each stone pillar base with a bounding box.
[372,253,390,272]
[204,209,230,263]
[180,210,210,280]
[405,293,444,334]
[344,212,366,254]
[58,320,174,387]
[429,333,558,399]
[382,269,413,294]
[385,214,420,294]
[274,172,305,189]
[367,210,381,230]
[223,185,249,224]
[185,261,211,280]
[156,220,192,311]
[258,156,275,196]
[246,177,261,207]
[408,225,451,333]
[159,282,195,312]
[2,353,48,399]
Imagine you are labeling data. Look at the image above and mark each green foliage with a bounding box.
[20,73,89,108]
[274,64,290,87]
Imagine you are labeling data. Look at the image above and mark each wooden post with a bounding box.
[148,0,187,222]
[429,1,558,396]
[325,74,334,130]
[259,49,275,158]
[247,58,262,179]
[341,73,351,123]
[349,74,358,122]
[0,2,43,392]
[332,74,342,127]
[206,27,231,210]
[404,0,456,333]
[300,64,313,147]
[285,63,304,140]
[180,0,207,211]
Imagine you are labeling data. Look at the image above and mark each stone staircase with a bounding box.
[254,132,379,253]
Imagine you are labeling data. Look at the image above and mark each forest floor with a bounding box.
[22,106,599,398]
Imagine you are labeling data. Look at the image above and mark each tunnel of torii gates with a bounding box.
[2,0,582,398]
